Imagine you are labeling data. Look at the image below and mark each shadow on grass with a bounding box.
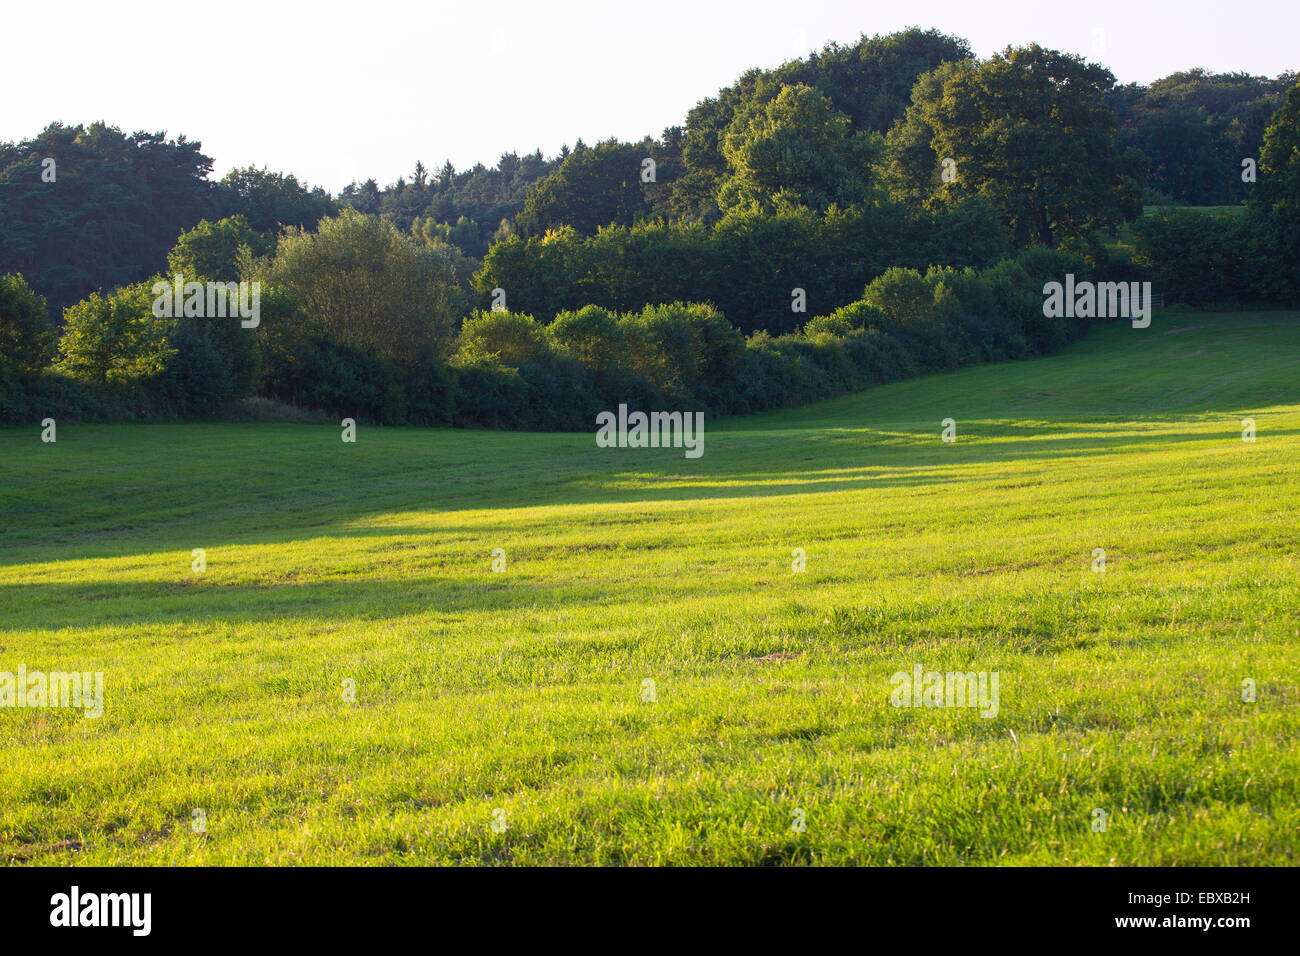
[2,417,1291,565]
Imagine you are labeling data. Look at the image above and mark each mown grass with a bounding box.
[1,311,1297,865]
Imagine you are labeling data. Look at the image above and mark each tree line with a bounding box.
[1,29,1297,429]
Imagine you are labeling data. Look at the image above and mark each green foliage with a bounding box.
[0,369,137,425]
[516,140,655,236]
[55,280,176,386]
[254,209,463,363]
[0,122,219,316]
[258,330,399,424]
[547,305,628,376]
[150,322,235,417]
[1112,69,1296,204]
[1251,80,1300,279]
[1001,246,1093,350]
[414,215,485,260]
[410,221,483,303]
[717,84,878,213]
[7,34,1293,432]
[167,215,267,281]
[1131,208,1287,305]
[881,62,971,207]
[341,151,560,256]
[888,45,1143,246]
[675,28,973,221]
[54,272,263,414]
[475,201,1011,337]
[804,301,888,336]
[862,266,955,330]
[619,302,744,401]
[219,167,336,235]
[450,248,1081,428]
[0,273,54,380]
[455,310,551,366]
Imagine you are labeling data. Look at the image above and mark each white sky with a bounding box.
[3,0,1296,193]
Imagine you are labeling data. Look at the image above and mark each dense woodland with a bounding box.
[1,28,1297,427]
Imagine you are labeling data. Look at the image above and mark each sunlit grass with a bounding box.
[1,312,1297,864]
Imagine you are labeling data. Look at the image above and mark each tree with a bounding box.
[547,305,627,375]
[255,209,462,362]
[1127,104,1230,205]
[0,273,54,379]
[1251,80,1300,280]
[516,140,653,236]
[1111,69,1295,203]
[0,122,219,316]
[882,62,972,207]
[219,166,336,235]
[55,280,176,386]
[167,215,267,281]
[888,45,1143,246]
[717,84,878,213]
[455,310,550,366]
[55,274,257,413]
[673,28,972,221]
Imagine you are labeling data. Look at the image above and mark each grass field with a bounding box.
[2,311,1298,865]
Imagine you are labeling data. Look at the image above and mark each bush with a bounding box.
[455,310,551,366]
[149,323,234,417]
[547,305,628,376]
[863,267,958,332]
[255,209,463,363]
[1007,246,1093,349]
[55,276,259,415]
[1,369,140,425]
[55,280,176,387]
[0,274,55,381]
[474,201,1015,338]
[168,216,267,281]
[258,332,397,423]
[450,356,530,429]
[1131,209,1285,306]
[619,302,744,401]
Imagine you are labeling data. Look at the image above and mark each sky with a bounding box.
[3,0,1296,193]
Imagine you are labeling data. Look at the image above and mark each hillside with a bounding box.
[1,310,1297,864]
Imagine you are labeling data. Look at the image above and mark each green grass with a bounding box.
[2,311,1298,865]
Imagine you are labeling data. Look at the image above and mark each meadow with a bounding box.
[1,310,1297,865]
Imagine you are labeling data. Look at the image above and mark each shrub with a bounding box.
[450,356,530,429]
[167,215,267,281]
[148,323,234,417]
[258,332,397,423]
[0,370,136,425]
[1009,246,1093,349]
[255,209,463,363]
[455,310,551,366]
[1131,209,1283,306]
[619,302,744,400]
[474,201,1014,338]
[55,280,176,387]
[547,305,628,376]
[56,276,259,415]
[0,273,55,381]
